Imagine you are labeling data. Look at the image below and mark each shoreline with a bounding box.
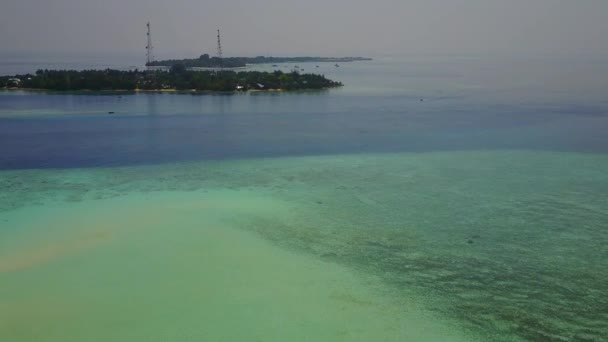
[1,87,338,94]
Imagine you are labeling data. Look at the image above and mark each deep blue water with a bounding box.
[1,57,607,170]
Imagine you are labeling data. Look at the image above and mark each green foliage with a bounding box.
[169,63,187,75]
[1,69,342,92]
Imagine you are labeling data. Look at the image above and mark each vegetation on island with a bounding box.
[0,65,343,92]
[148,54,372,68]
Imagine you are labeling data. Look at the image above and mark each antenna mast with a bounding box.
[146,22,155,68]
[216,29,223,69]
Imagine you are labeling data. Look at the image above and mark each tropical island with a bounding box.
[0,65,343,92]
[147,54,372,68]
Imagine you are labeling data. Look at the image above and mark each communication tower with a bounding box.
[217,29,223,69]
[146,22,155,68]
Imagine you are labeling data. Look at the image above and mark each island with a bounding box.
[147,55,372,68]
[0,66,343,92]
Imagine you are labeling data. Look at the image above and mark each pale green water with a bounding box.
[2,151,607,340]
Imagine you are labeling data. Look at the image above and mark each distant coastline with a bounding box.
[1,68,343,93]
[148,55,372,69]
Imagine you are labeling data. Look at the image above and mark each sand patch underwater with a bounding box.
[0,189,473,342]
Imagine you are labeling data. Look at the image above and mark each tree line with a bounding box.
[148,54,371,68]
[1,67,343,92]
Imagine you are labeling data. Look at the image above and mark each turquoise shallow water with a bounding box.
[0,156,480,342]
[1,151,607,340]
[1,57,608,341]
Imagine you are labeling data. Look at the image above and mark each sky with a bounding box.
[1,0,607,60]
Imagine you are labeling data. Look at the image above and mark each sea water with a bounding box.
[1,56,607,341]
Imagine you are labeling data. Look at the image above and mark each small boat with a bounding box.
[335,64,340,67]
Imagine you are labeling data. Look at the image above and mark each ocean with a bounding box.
[1,55,607,341]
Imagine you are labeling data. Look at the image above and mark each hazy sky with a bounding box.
[2,0,607,59]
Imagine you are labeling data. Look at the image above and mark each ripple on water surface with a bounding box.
[1,150,607,341]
